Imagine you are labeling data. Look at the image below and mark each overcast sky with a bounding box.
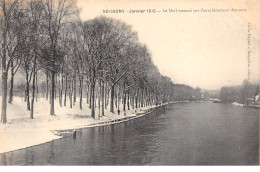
[77,0,260,90]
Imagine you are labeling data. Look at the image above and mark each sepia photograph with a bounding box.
[0,0,260,166]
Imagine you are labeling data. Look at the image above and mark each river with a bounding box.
[0,102,259,165]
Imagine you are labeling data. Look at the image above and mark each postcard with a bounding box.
[0,0,259,166]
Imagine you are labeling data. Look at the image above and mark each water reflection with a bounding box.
[1,153,6,165]
[0,103,259,165]
[47,141,55,164]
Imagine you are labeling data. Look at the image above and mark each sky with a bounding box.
[77,0,260,90]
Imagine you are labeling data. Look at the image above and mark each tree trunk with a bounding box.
[8,60,14,104]
[8,71,14,104]
[101,80,105,116]
[49,78,52,104]
[117,86,120,115]
[135,90,138,109]
[86,81,89,104]
[69,80,72,109]
[141,89,144,107]
[89,82,92,109]
[98,81,101,117]
[64,75,67,106]
[73,78,76,105]
[50,72,55,115]
[36,73,38,102]
[131,93,134,109]
[91,81,96,118]
[46,72,49,100]
[26,71,30,111]
[79,76,83,110]
[30,61,37,119]
[94,86,97,111]
[104,82,107,109]
[138,89,141,108]
[115,92,117,108]
[54,74,57,100]
[1,71,8,123]
[59,72,63,107]
[1,27,8,124]
[110,84,115,113]
[123,82,126,112]
[127,92,130,110]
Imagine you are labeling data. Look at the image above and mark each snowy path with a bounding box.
[0,97,162,154]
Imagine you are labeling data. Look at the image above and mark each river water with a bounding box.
[0,102,259,165]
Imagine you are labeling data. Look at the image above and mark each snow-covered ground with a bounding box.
[0,96,160,154]
[232,102,244,107]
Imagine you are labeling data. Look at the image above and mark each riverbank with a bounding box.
[0,97,171,154]
[232,102,260,108]
[232,102,244,107]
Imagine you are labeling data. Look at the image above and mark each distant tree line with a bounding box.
[1,0,197,123]
[220,80,259,104]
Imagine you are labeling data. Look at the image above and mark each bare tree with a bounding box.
[40,0,79,115]
[0,0,20,123]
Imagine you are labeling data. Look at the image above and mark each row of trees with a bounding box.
[0,0,197,124]
[220,80,259,104]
